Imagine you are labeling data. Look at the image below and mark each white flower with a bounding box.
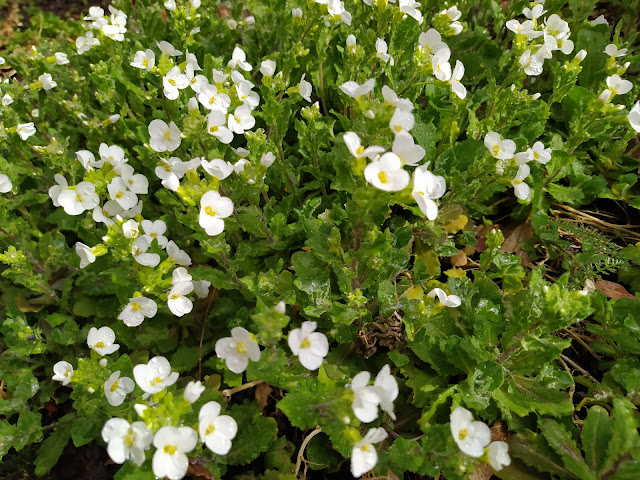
[167,281,194,317]
[530,141,552,164]
[288,321,329,370]
[16,122,36,140]
[104,371,135,406]
[364,153,410,192]
[198,401,238,455]
[118,297,158,327]
[149,119,181,152]
[519,49,544,76]
[343,132,384,160]
[382,86,413,111]
[52,361,73,385]
[350,428,387,478]
[131,237,161,267]
[227,105,255,134]
[449,61,467,99]
[392,132,425,166]
[523,4,545,19]
[107,177,138,210]
[350,371,380,422]
[207,111,234,144]
[297,74,313,102]
[201,158,234,179]
[167,241,191,266]
[373,365,398,420]
[93,201,123,226]
[152,426,197,480]
[427,287,461,307]
[484,132,516,160]
[38,73,57,90]
[599,74,633,102]
[418,29,446,55]
[450,407,491,458]
[512,164,531,200]
[141,219,168,248]
[164,0,176,11]
[76,150,103,171]
[346,34,357,52]
[375,38,391,63]
[260,152,276,168]
[228,46,251,71]
[184,380,205,403]
[199,190,234,236]
[102,24,125,41]
[0,174,12,194]
[131,49,155,71]
[292,7,303,18]
[75,242,96,268]
[198,85,231,112]
[389,109,415,134]
[193,280,211,298]
[118,165,149,194]
[87,327,120,356]
[157,41,182,56]
[59,181,100,215]
[185,64,208,93]
[122,219,140,239]
[488,441,511,471]
[339,78,375,99]
[102,418,153,467]
[575,49,587,62]
[99,143,126,165]
[432,48,452,81]
[133,356,179,394]
[260,60,276,77]
[399,0,423,23]
[412,164,446,220]
[163,66,189,100]
[76,31,100,54]
[629,102,640,133]
[2,93,13,106]
[591,15,608,26]
[215,327,261,374]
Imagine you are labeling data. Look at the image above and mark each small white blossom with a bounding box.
[432,48,452,81]
[148,119,181,153]
[450,407,491,458]
[215,327,261,374]
[260,59,276,77]
[107,177,138,210]
[199,401,238,455]
[350,428,387,478]
[412,164,446,220]
[76,31,100,54]
[488,441,511,471]
[54,52,69,65]
[118,297,158,327]
[599,74,633,102]
[288,321,329,370]
[297,74,313,102]
[199,190,234,236]
[519,49,544,76]
[227,105,255,134]
[201,158,234,179]
[167,240,191,266]
[339,78,375,99]
[629,102,640,133]
[389,109,415,134]
[131,236,160,267]
[184,380,205,403]
[484,132,516,160]
[207,111,233,144]
[75,242,96,268]
[392,132,425,166]
[343,132,384,160]
[228,46,251,71]
[167,281,194,317]
[102,418,153,467]
[0,174,12,194]
[133,356,179,394]
[59,181,100,215]
[364,153,410,192]
[427,287,461,307]
[104,371,135,406]
[131,49,155,71]
[157,41,182,56]
[512,164,531,200]
[87,326,120,356]
[152,427,197,480]
[16,122,36,141]
[52,361,73,385]
[141,220,168,248]
[122,219,140,239]
[99,143,126,165]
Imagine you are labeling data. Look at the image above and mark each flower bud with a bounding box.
[183,380,206,403]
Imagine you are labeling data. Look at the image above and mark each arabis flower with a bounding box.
[104,371,135,406]
[58,181,100,215]
[163,66,189,100]
[599,75,633,102]
[389,109,414,134]
[450,407,491,457]
[107,177,138,210]
[339,78,375,99]
[418,29,446,55]
[198,85,231,112]
[0,174,11,194]
[99,143,126,165]
[184,380,205,403]
[375,38,391,63]
[373,365,398,420]
[133,356,179,394]
[350,371,380,422]
[38,73,57,90]
[166,241,191,266]
[87,326,120,356]
[201,159,234,179]
[215,327,261,374]
[117,164,149,194]
[149,119,181,153]
[484,132,516,160]
[512,164,531,200]
[605,44,627,58]
[412,164,446,220]
[199,190,234,236]
[131,237,161,267]
[76,31,100,54]
[131,49,155,70]
[519,50,544,76]
[346,34,356,52]
[122,219,140,239]
[198,401,238,455]
[207,111,233,143]
[52,361,73,385]
[432,48,451,81]
[227,105,255,134]
[343,132,384,160]
[17,122,36,140]
[364,153,410,192]
[288,321,329,370]
[427,288,461,307]
[297,74,313,102]
[118,297,158,327]
[152,426,198,480]
[629,102,640,133]
[228,46,251,71]
[167,281,194,317]
[350,428,388,477]
[523,4,545,19]
[157,41,182,56]
[141,220,168,247]
[102,418,153,467]
[76,150,103,170]
[260,59,276,76]
[392,132,425,166]
[488,441,511,471]
[93,201,123,226]
[449,61,467,99]
[75,242,96,268]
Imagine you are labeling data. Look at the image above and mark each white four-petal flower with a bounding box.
[288,321,329,370]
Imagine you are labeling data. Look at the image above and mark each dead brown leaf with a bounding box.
[469,463,493,480]
[186,462,218,480]
[595,280,637,301]
[501,222,534,268]
[490,420,509,442]
[474,224,499,253]
[451,251,468,267]
[386,468,400,480]
[17,295,48,312]
[255,382,273,410]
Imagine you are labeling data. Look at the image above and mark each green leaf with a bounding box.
[603,398,640,472]
[34,413,75,476]
[71,416,101,447]
[582,406,613,473]
[225,401,277,465]
[539,419,596,480]
[493,373,574,417]
[510,430,578,479]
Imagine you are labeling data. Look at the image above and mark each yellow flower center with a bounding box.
[204,206,217,216]
[170,294,180,300]
[394,125,402,132]
[115,191,124,199]
[143,59,149,68]
[234,115,241,123]
[356,145,364,155]
[163,130,172,141]
[124,430,135,447]
[236,341,247,354]
[534,151,540,159]
[94,341,105,348]
[151,376,164,385]
[168,79,176,86]
[459,428,468,440]
[514,179,522,185]
[164,164,172,171]
[492,145,500,156]
[164,445,177,455]
[150,232,157,237]
[361,444,371,452]
[110,380,119,392]
[209,126,219,133]
[131,302,141,311]
[205,424,215,435]
[300,338,311,349]
[76,194,84,202]
[378,171,388,184]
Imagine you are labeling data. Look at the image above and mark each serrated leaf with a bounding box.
[34,413,75,476]
[539,419,596,480]
[582,406,613,473]
[225,401,277,465]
